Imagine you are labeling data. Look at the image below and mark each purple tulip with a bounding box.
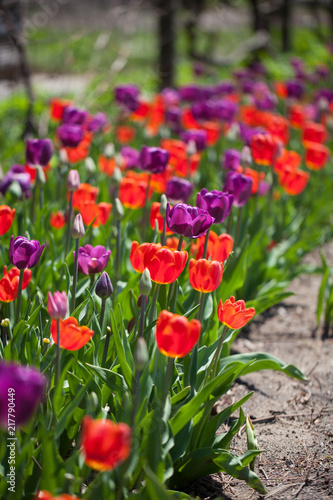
[254,92,277,111]
[214,81,235,95]
[213,99,237,122]
[121,146,140,169]
[9,236,45,270]
[286,80,304,100]
[178,84,204,102]
[62,105,89,126]
[75,245,111,275]
[165,106,181,127]
[57,124,83,148]
[87,112,109,133]
[139,146,170,174]
[95,271,113,299]
[196,189,233,224]
[258,180,270,197]
[191,101,212,121]
[222,149,241,171]
[314,88,333,103]
[0,165,31,198]
[161,87,180,107]
[241,79,256,94]
[47,291,67,319]
[66,169,80,192]
[181,129,207,152]
[166,202,214,239]
[26,139,53,167]
[316,64,330,80]
[114,85,139,112]
[224,172,253,207]
[166,177,193,203]
[0,361,46,429]
[239,123,265,146]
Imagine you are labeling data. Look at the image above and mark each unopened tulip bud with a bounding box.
[241,146,252,168]
[1,318,10,327]
[137,294,143,308]
[72,214,85,239]
[85,157,96,174]
[66,169,80,192]
[318,97,329,112]
[134,337,149,371]
[47,291,67,319]
[111,166,122,186]
[59,148,69,164]
[159,194,168,217]
[186,139,197,156]
[95,271,113,299]
[127,317,135,333]
[113,198,124,221]
[9,180,22,198]
[139,268,152,297]
[0,164,4,181]
[36,166,46,185]
[104,143,115,158]
[43,338,50,344]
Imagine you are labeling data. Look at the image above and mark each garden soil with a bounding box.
[188,244,333,500]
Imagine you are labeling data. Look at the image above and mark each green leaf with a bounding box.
[85,363,128,393]
[317,265,330,324]
[219,352,307,381]
[110,308,133,388]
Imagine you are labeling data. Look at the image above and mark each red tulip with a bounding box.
[98,155,117,176]
[0,266,31,302]
[305,142,330,170]
[50,211,65,229]
[80,416,131,471]
[251,133,280,166]
[302,122,327,146]
[278,166,310,195]
[78,202,112,227]
[150,202,173,234]
[192,231,233,263]
[50,317,94,350]
[156,310,201,357]
[189,258,223,293]
[0,205,15,236]
[72,183,99,210]
[217,296,255,329]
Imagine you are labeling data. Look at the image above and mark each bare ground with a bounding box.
[188,245,333,500]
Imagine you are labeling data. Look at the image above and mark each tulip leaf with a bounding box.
[170,386,191,406]
[110,308,133,388]
[55,379,92,439]
[218,352,307,381]
[85,363,129,394]
[213,407,245,449]
[246,415,258,471]
[52,357,74,414]
[171,447,266,494]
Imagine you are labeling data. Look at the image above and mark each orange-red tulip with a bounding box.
[34,491,76,500]
[63,132,93,164]
[251,133,280,166]
[50,98,72,121]
[217,296,255,329]
[50,317,94,350]
[305,142,330,170]
[278,166,309,195]
[145,95,165,136]
[189,258,223,293]
[166,236,186,251]
[25,164,51,183]
[150,202,173,234]
[181,108,200,129]
[130,242,188,284]
[156,310,201,358]
[78,202,112,227]
[264,114,289,145]
[72,183,99,209]
[192,231,233,263]
[119,173,150,209]
[50,211,65,229]
[0,205,15,236]
[201,121,220,146]
[288,104,305,129]
[116,126,136,144]
[80,416,131,471]
[274,81,287,99]
[302,122,327,146]
[98,155,117,176]
[130,101,150,121]
[0,266,31,302]
[274,150,301,175]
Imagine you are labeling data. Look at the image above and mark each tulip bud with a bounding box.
[47,291,67,319]
[59,148,69,164]
[137,294,143,308]
[66,169,80,192]
[95,271,113,299]
[85,157,96,174]
[36,166,46,186]
[0,164,4,182]
[113,198,124,221]
[104,143,115,158]
[127,317,135,333]
[139,268,152,297]
[134,337,149,371]
[241,146,252,168]
[9,180,23,199]
[159,194,168,217]
[1,318,10,327]
[111,166,122,186]
[72,214,85,239]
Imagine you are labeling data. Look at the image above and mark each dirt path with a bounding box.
[190,245,333,499]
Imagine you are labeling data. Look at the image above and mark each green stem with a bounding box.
[64,191,73,259]
[141,174,151,240]
[167,235,185,311]
[113,219,121,305]
[30,183,37,224]
[211,325,229,380]
[198,292,205,324]
[234,206,243,248]
[39,185,44,211]
[202,229,210,260]
[99,298,106,332]
[14,269,24,326]
[226,205,233,235]
[101,326,111,367]
[149,283,161,324]
[71,239,79,313]
[55,319,61,386]
[138,295,147,338]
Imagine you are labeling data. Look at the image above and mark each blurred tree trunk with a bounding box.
[281,0,292,51]
[158,0,175,89]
